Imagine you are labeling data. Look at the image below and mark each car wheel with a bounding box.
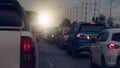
[90,54,96,68]
[116,58,120,68]
[67,46,72,55]
[101,56,107,68]
[60,44,64,50]
[71,49,78,57]
[67,50,72,55]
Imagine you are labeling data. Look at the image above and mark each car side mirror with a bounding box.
[91,38,96,43]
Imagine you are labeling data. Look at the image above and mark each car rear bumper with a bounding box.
[76,45,91,52]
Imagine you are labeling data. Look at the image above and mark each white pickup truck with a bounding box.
[0,0,39,68]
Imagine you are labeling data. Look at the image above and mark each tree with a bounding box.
[98,14,106,22]
[60,18,71,27]
[25,11,38,23]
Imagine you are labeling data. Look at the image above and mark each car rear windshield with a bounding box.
[112,33,120,42]
[79,24,105,32]
[0,4,22,27]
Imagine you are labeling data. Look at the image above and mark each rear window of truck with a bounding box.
[0,4,22,27]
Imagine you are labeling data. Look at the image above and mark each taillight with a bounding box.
[64,36,66,39]
[90,21,96,25]
[20,36,35,68]
[87,36,90,40]
[76,34,91,40]
[76,34,85,38]
[33,35,37,40]
[76,34,81,38]
[76,34,86,38]
[52,35,55,38]
[107,43,120,50]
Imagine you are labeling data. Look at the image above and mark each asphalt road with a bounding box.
[38,40,91,68]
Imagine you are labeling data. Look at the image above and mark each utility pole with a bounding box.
[98,0,101,15]
[110,0,112,21]
[75,7,79,22]
[109,0,113,27]
[85,2,88,22]
[69,9,72,22]
[81,1,83,22]
[93,0,97,18]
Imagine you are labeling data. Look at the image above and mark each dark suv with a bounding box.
[67,22,106,57]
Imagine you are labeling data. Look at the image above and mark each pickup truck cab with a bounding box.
[0,0,39,68]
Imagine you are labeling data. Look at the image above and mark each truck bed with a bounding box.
[0,31,20,68]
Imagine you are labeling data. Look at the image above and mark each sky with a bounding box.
[18,0,120,24]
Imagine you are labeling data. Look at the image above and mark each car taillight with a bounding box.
[63,36,66,39]
[77,34,85,38]
[107,43,120,50]
[33,35,37,40]
[76,34,86,38]
[87,36,90,40]
[20,36,35,68]
[90,21,96,25]
[52,35,55,38]
[76,34,81,38]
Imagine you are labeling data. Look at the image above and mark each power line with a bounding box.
[101,1,120,14]
[112,2,120,9]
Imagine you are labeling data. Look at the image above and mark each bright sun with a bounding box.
[38,11,54,29]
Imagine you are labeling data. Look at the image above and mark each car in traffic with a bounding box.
[90,28,120,68]
[0,0,39,68]
[47,27,62,44]
[31,25,41,41]
[58,27,71,49]
[67,22,106,57]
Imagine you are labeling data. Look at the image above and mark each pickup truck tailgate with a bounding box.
[0,31,20,68]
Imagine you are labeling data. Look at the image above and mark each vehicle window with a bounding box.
[97,32,108,42]
[73,23,79,33]
[79,24,105,32]
[0,5,23,27]
[0,10,22,27]
[112,33,120,42]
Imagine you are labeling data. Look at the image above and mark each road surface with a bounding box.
[38,40,91,68]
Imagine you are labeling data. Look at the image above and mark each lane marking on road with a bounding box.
[47,59,55,68]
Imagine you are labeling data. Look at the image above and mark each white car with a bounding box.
[90,28,120,68]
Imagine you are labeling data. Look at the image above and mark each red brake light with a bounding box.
[33,35,37,40]
[20,36,35,68]
[76,34,81,38]
[52,35,54,38]
[23,43,31,52]
[108,44,115,50]
[87,36,90,40]
[107,43,120,50]
[21,37,33,53]
[90,21,96,25]
[76,34,85,38]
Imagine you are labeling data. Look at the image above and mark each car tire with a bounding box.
[90,54,96,68]
[71,49,78,57]
[116,58,120,68]
[67,46,72,55]
[67,50,72,55]
[60,44,64,50]
[101,56,107,68]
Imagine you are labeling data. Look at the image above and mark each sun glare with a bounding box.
[38,11,54,29]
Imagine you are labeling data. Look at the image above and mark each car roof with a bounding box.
[104,28,120,33]
[77,22,106,26]
[0,0,17,2]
